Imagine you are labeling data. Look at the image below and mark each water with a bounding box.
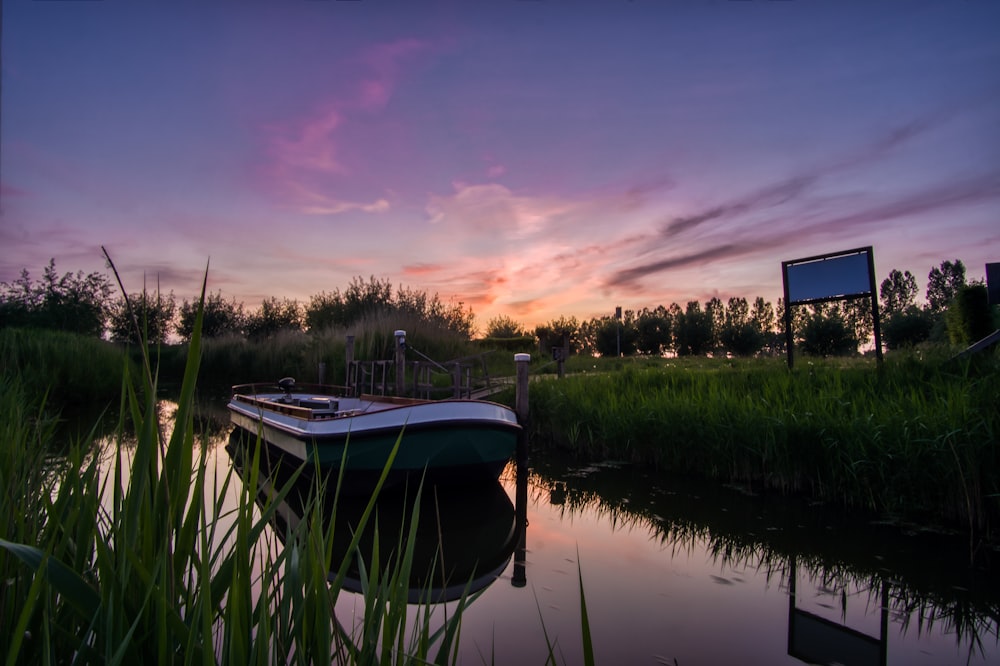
[96,408,1000,665]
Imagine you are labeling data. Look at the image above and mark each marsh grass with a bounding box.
[0,327,134,408]
[527,352,1000,534]
[0,271,487,664]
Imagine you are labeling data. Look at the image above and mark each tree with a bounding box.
[107,291,177,344]
[945,283,993,346]
[674,301,714,356]
[879,269,918,315]
[176,291,245,341]
[704,297,725,353]
[484,315,527,338]
[590,313,638,357]
[535,316,580,356]
[750,297,775,335]
[800,311,858,357]
[720,297,765,357]
[0,259,111,337]
[926,260,966,312]
[245,297,304,340]
[883,307,934,350]
[635,306,672,356]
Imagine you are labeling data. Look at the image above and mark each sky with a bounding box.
[2,0,998,332]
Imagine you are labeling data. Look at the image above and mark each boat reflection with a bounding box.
[227,429,519,603]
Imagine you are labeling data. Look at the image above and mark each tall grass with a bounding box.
[526,353,1000,534]
[0,327,135,409]
[0,273,482,664]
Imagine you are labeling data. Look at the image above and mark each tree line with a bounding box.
[0,258,994,358]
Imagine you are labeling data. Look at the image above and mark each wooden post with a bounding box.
[514,353,530,425]
[512,351,531,588]
[345,335,355,391]
[394,330,406,397]
[452,362,462,398]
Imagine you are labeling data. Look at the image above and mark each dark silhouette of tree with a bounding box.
[800,311,857,357]
[635,306,672,356]
[879,269,918,315]
[926,260,966,312]
[883,307,934,349]
[245,297,304,340]
[705,297,725,353]
[0,259,111,337]
[107,291,177,344]
[720,297,765,357]
[535,316,580,356]
[176,291,245,341]
[946,283,993,346]
[484,314,526,338]
[674,301,713,356]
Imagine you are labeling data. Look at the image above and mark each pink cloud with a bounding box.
[258,38,431,215]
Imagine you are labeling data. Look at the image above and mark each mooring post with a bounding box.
[345,335,355,390]
[394,330,406,397]
[514,353,530,425]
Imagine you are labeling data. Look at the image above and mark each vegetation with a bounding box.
[524,352,1000,536]
[0,281,487,665]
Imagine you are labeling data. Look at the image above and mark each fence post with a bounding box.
[345,335,355,391]
[394,330,406,397]
[514,353,530,425]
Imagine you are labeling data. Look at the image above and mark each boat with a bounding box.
[226,433,520,602]
[227,377,521,492]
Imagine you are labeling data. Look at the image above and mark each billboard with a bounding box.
[987,263,1000,306]
[783,248,873,305]
[781,246,882,368]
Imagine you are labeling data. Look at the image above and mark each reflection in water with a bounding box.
[227,430,524,604]
[526,454,1000,665]
[91,399,999,664]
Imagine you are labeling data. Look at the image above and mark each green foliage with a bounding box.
[176,290,245,340]
[484,314,526,338]
[245,296,304,340]
[587,315,638,357]
[635,306,672,356]
[0,272,480,664]
[883,306,935,350]
[800,311,858,357]
[526,354,1000,532]
[880,269,919,315]
[0,327,133,408]
[927,259,966,313]
[107,291,177,344]
[0,259,111,337]
[946,283,994,346]
[674,301,714,356]
[534,316,580,356]
[305,276,475,339]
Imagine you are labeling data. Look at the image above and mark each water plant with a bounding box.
[526,353,1000,536]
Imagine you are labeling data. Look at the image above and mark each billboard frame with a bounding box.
[782,246,883,369]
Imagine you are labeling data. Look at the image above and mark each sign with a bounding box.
[781,246,882,368]
[987,263,1000,306]
[784,248,873,305]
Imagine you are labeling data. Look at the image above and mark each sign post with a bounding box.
[782,247,882,369]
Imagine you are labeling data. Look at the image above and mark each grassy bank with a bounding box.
[0,304,484,664]
[525,352,1000,535]
[0,327,135,409]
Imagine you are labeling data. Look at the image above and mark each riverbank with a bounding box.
[524,352,1000,539]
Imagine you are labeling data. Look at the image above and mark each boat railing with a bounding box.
[347,353,494,400]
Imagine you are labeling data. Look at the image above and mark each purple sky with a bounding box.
[2,1,998,331]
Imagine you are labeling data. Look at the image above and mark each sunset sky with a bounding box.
[2,0,998,331]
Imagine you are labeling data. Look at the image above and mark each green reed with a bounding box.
[526,353,1000,534]
[0,327,135,408]
[0,272,483,664]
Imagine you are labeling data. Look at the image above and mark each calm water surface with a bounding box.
[99,406,1000,665]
